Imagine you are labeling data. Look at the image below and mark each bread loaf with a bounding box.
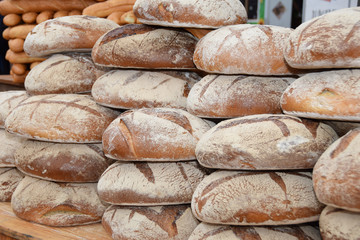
[11,176,107,226]
[196,114,338,170]
[188,222,321,240]
[98,161,208,205]
[281,69,360,121]
[284,7,360,69]
[191,170,324,225]
[319,206,360,240]
[0,90,28,128]
[92,24,198,69]
[91,70,200,110]
[187,75,295,118]
[133,0,247,28]
[24,15,119,57]
[193,24,301,75]
[5,94,119,143]
[313,128,360,212]
[102,108,214,161]
[15,140,113,182]
[102,205,199,240]
[0,168,24,202]
[25,53,109,95]
[185,28,213,39]
[0,130,27,167]
[323,120,360,137]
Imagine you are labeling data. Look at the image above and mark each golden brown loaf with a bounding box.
[0,90,28,128]
[0,168,24,202]
[0,129,27,167]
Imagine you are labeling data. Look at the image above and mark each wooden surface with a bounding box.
[0,202,112,240]
[0,75,24,87]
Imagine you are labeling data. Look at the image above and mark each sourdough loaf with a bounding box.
[102,204,199,240]
[313,128,360,212]
[11,176,107,226]
[98,161,208,205]
[0,129,27,167]
[24,15,119,57]
[92,24,198,69]
[195,114,338,170]
[0,168,24,202]
[191,170,324,225]
[91,70,200,110]
[5,94,119,143]
[0,90,28,128]
[324,120,360,137]
[102,108,214,161]
[133,0,247,28]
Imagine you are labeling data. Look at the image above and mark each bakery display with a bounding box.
[0,168,24,202]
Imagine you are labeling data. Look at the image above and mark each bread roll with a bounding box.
[5,50,45,64]
[68,10,82,16]
[188,222,321,240]
[2,27,10,40]
[102,108,214,161]
[323,120,360,137]
[92,24,198,69]
[5,94,119,143]
[187,75,295,118]
[24,15,119,57]
[8,38,24,53]
[53,10,69,18]
[92,70,200,110]
[36,10,54,24]
[82,0,135,17]
[0,130,27,167]
[3,13,21,27]
[11,63,26,75]
[102,204,199,240]
[11,176,107,226]
[98,161,208,205]
[196,114,338,170]
[133,0,247,28]
[319,206,360,240]
[25,53,109,95]
[284,7,360,69]
[106,11,126,25]
[0,90,28,128]
[193,24,300,75]
[8,24,36,39]
[10,70,29,83]
[281,69,360,121]
[0,168,24,202]
[313,128,360,212]
[15,140,113,182]
[22,12,37,24]
[119,10,137,25]
[191,170,324,225]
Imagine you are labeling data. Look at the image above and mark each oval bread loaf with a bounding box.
[0,90,28,128]
[0,168,24,202]
[0,129,27,167]
[323,120,360,137]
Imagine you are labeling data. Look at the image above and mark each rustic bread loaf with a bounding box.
[313,128,360,212]
[319,206,360,240]
[91,70,200,110]
[133,0,247,28]
[0,168,24,202]
[0,90,28,128]
[193,24,300,75]
[25,53,109,95]
[0,130,27,167]
[188,222,321,240]
[11,176,107,226]
[24,15,119,57]
[191,170,324,225]
[281,69,360,121]
[187,75,295,118]
[196,114,338,170]
[14,140,113,182]
[92,24,198,69]
[102,205,199,240]
[98,161,208,205]
[102,108,214,161]
[323,120,360,137]
[284,7,360,69]
[5,94,119,143]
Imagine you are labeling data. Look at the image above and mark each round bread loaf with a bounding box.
[193,24,300,75]
[188,222,321,240]
[187,75,295,118]
[191,170,324,225]
[25,53,109,95]
[196,114,338,170]
[313,128,360,212]
[0,168,24,202]
[323,120,360,137]
[92,24,198,69]
[281,69,360,121]
[0,129,27,167]
[92,70,200,110]
[102,204,199,240]
[14,140,113,182]
[98,161,208,205]
[11,176,107,226]
[319,206,360,240]
[5,94,119,143]
[24,15,119,57]
[102,108,214,161]
[133,0,247,29]
[0,90,28,128]
[284,7,360,69]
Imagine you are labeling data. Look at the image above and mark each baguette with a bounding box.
[36,10,53,24]
[82,0,135,17]
[6,50,45,64]
[8,38,24,53]
[53,10,69,18]
[8,24,36,39]
[3,13,21,26]
[11,63,27,75]
[106,11,126,25]
[22,12,37,24]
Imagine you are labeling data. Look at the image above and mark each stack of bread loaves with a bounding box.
[280,7,360,239]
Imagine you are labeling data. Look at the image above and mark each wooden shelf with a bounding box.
[0,202,112,240]
[0,75,24,87]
